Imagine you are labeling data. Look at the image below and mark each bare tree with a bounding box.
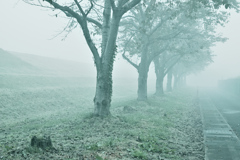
[23,0,141,117]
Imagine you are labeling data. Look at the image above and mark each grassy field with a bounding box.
[0,74,204,160]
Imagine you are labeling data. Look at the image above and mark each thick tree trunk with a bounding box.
[155,67,164,95]
[94,68,111,116]
[137,44,150,101]
[137,66,149,101]
[167,69,173,92]
[93,15,121,117]
[154,57,164,95]
[155,73,164,95]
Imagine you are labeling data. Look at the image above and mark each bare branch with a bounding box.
[48,18,74,40]
[24,0,102,29]
[61,24,78,41]
[121,0,141,15]
[74,0,86,16]
[41,0,101,67]
[85,0,94,16]
[122,53,139,70]
[122,35,139,70]
[92,0,104,8]
[86,17,102,29]
[22,0,54,9]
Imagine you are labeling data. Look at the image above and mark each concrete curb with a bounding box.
[199,97,240,160]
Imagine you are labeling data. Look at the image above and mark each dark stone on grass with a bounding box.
[30,136,55,151]
[123,106,136,113]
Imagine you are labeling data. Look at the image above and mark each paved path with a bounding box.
[210,91,240,138]
[199,92,240,160]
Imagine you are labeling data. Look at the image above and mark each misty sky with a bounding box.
[188,10,240,87]
[0,1,240,87]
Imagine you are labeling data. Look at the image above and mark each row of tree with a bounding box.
[24,0,239,117]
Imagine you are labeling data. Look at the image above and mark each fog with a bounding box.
[187,11,240,87]
[0,0,158,93]
[1,1,240,159]
[1,1,240,89]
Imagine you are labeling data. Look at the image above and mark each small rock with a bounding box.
[123,106,136,113]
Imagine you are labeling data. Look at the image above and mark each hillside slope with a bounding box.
[0,48,96,88]
[0,48,37,74]
[10,51,96,77]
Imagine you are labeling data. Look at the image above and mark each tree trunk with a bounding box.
[94,68,111,117]
[137,65,149,101]
[154,57,164,95]
[155,73,164,95]
[93,15,121,117]
[167,69,173,92]
[137,44,150,101]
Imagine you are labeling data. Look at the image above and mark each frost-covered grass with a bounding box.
[0,75,204,160]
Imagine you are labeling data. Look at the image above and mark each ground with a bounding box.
[0,75,204,160]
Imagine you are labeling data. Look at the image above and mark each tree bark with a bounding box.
[137,44,150,101]
[155,73,164,95]
[137,65,149,101]
[92,0,141,116]
[101,0,111,55]
[154,57,164,95]
[93,14,121,117]
[94,68,111,116]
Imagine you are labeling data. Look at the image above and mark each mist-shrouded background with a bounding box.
[188,10,240,88]
[1,1,240,88]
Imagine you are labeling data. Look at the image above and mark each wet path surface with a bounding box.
[210,91,240,139]
[199,89,240,160]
